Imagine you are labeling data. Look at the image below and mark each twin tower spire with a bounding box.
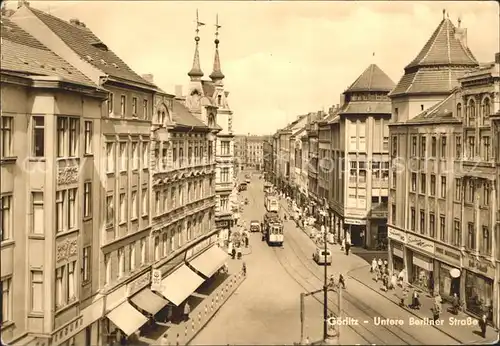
[188,10,224,82]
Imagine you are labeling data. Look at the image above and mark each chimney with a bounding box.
[69,18,86,28]
[339,93,346,106]
[454,26,468,48]
[175,85,183,98]
[495,53,500,64]
[141,74,154,84]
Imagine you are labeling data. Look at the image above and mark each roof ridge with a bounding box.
[446,20,451,64]
[419,18,446,66]
[368,64,375,90]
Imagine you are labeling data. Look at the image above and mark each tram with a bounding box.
[262,211,284,246]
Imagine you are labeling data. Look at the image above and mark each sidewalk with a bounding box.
[349,265,499,345]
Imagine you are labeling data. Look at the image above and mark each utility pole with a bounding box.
[299,288,322,345]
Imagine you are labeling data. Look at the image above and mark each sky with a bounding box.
[5,0,499,135]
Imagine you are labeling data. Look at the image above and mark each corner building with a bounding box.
[388,13,500,326]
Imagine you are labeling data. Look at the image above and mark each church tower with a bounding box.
[185,10,205,115]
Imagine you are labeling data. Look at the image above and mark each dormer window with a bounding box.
[112,63,119,68]
[85,55,93,61]
[100,59,107,65]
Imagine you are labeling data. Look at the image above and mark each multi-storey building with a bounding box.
[292,126,307,206]
[183,20,235,239]
[0,17,108,345]
[387,13,500,325]
[6,5,227,345]
[233,135,247,173]
[263,138,273,181]
[246,135,265,170]
[328,64,395,248]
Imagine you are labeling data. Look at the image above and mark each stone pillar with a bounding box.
[388,240,394,273]
[491,179,498,328]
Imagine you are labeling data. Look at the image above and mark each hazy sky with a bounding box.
[6,1,498,135]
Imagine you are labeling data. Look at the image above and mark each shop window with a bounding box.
[467,222,475,250]
[439,264,460,299]
[465,271,493,322]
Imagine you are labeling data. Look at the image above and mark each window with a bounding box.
[57,117,67,157]
[420,136,426,157]
[170,229,175,251]
[119,193,126,224]
[104,254,111,285]
[142,142,149,169]
[118,247,125,278]
[83,247,91,282]
[69,118,79,157]
[162,232,168,257]
[31,271,43,312]
[55,267,64,307]
[221,167,230,183]
[1,116,13,157]
[177,225,182,247]
[429,213,435,238]
[220,196,229,211]
[420,104,424,111]
[142,189,148,216]
[119,142,127,171]
[132,142,139,170]
[217,95,222,106]
[411,173,417,192]
[468,136,475,158]
[457,103,462,119]
[467,180,475,203]
[154,236,160,261]
[140,238,146,265]
[120,95,126,116]
[67,261,76,302]
[454,178,462,201]
[482,98,491,126]
[106,143,115,173]
[483,183,490,206]
[440,176,446,198]
[439,215,446,242]
[171,187,176,209]
[56,191,65,233]
[482,226,491,255]
[455,135,461,158]
[431,137,437,157]
[419,210,425,234]
[440,136,447,158]
[83,182,92,218]
[452,220,460,246]
[208,141,213,162]
[68,188,77,229]
[155,190,161,216]
[84,120,93,154]
[187,222,192,241]
[32,192,44,234]
[221,141,230,156]
[382,136,389,151]
[482,136,490,161]
[467,222,475,250]
[411,136,417,156]
[391,171,396,188]
[131,191,138,220]
[391,136,397,157]
[143,99,148,119]
[106,195,114,227]
[129,244,136,271]
[410,207,415,231]
[430,175,436,196]
[132,97,138,115]
[468,100,476,126]
[108,93,114,114]
[420,173,426,194]
[1,278,12,323]
[33,116,45,157]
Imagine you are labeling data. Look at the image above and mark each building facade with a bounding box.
[328,64,395,248]
[263,138,273,181]
[387,14,500,326]
[5,6,227,345]
[245,135,268,170]
[234,135,247,172]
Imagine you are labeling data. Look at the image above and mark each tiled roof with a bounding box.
[1,19,96,87]
[172,100,208,129]
[406,18,478,69]
[327,115,340,124]
[340,101,391,115]
[27,7,156,87]
[405,91,460,124]
[390,67,470,96]
[345,64,395,93]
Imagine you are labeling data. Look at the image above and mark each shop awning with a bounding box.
[159,265,204,306]
[130,288,168,316]
[188,245,228,278]
[107,301,148,336]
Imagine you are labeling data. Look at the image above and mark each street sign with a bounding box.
[151,269,162,292]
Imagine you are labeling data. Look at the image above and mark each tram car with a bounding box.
[262,211,284,246]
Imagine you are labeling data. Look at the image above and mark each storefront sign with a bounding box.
[392,247,404,258]
[159,252,185,276]
[344,218,366,226]
[216,220,230,229]
[413,253,433,271]
[435,245,461,267]
[185,237,213,260]
[151,269,162,292]
[464,255,495,278]
[407,234,435,255]
[127,271,151,297]
[388,227,407,243]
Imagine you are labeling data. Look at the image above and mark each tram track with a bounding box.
[278,231,425,345]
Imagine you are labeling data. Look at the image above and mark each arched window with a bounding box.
[468,99,476,127]
[482,98,491,126]
[456,103,462,119]
[157,110,161,124]
[161,111,166,124]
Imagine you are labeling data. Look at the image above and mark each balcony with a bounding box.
[216,181,233,192]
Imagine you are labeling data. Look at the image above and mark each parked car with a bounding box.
[250,220,260,232]
[313,247,332,265]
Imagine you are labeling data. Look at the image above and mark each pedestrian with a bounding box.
[161,333,169,345]
[371,258,377,273]
[390,273,397,290]
[305,336,310,345]
[479,313,487,338]
[338,274,346,289]
[345,241,351,256]
[242,262,247,276]
[183,302,191,321]
[341,237,345,251]
[374,267,380,282]
[432,299,442,322]
[410,290,421,310]
[400,290,408,307]
[451,293,460,315]
[377,258,383,270]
